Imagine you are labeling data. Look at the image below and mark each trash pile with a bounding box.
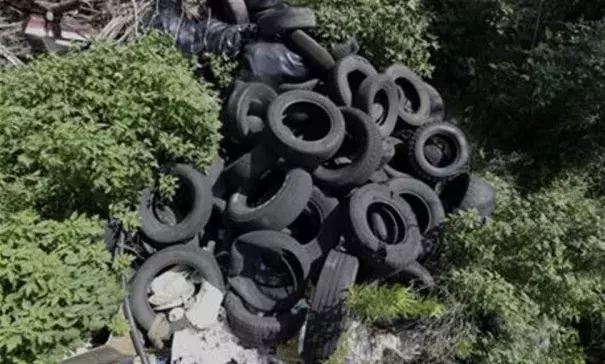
[0,0,496,363]
[109,1,497,363]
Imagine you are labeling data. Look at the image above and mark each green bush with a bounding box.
[440,173,605,363]
[0,34,222,363]
[0,33,222,224]
[288,0,437,76]
[0,210,126,364]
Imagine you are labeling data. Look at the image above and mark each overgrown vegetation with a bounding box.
[440,173,605,363]
[288,0,438,76]
[0,33,221,363]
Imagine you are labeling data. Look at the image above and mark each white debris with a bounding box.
[185,281,224,330]
[148,267,195,310]
[171,313,275,364]
[169,307,186,322]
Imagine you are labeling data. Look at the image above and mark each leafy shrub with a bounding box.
[349,284,444,322]
[0,33,222,224]
[0,210,125,364]
[440,173,605,363]
[287,0,437,76]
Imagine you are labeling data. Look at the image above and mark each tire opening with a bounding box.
[347,70,369,96]
[395,79,421,113]
[387,139,410,172]
[373,89,390,126]
[153,178,194,226]
[366,202,407,245]
[399,193,430,234]
[247,169,287,207]
[282,101,331,141]
[288,201,322,244]
[425,134,458,167]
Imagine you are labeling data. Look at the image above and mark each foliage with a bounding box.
[0,33,222,222]
[427,0,605,190]
[440,173,605,363]
[349,284,444,322]
[0,210,125,364]
[287,0,438,76]
[198,52,240,94]
[0,33,222,363]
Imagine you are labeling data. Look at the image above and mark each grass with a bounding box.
[348,284,445,322]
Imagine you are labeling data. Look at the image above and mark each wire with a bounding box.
[531,0,546,49]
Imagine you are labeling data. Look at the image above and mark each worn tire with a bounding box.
[312,107,382,189]
[224,0,250,24]
[346,184,422,270]
[265,90,345,168]
[331,37,360,61]
[329,55,377,106]
[140,164,213,245]
[407,122,470,182]
[383,136,413,178]
[228,168,313,231]
[225,82,277,144]
[258,7,316,37]
[278,78,320,93]
[354,74,399,137]
[224,292,306,347]
[222,145,278,190]
[285,30,335,74]
[246,0,282,11]
[378,137,397,170]
[424,82,445,122]
[129,245,225,332]
[386,178,445,235]
[229,230,311,313]
[385,64,431,127]
[288,187,340,280]
[441,173,495,218]
[302,250,359,362]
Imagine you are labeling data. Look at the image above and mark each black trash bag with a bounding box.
[148,0,250,57]
[243,42,311,83]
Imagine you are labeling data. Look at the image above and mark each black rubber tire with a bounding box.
[222,145,278,191]
[354,74,399,137]
[285,30,335,74]
[346,184,422,270]
[302,250,359,363]
[278,78,320,93]
[441,173,495,218]
[329,55,378,106]
[265,90,345,169]
[129,245,225,332]
[227,168,313,231]
[386,178,445,235]
[385,64,431,127]
[246,0,282,11]
[250,2,287,22]
[407,122,470,182]
[383,136,413,178]
[424,82,445,122]
[229,230,311,313]
[397,260,436,291]
[288,187,340,280]
[204,157,225,187]
[378,137,396,170]
[224,291,306,347]
[224,0,250,24]
[312,107,382,189]
[225,82,277,144]
[258,7,316,37]
[140,164,213,245]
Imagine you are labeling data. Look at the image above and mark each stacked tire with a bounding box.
[121,1,497,363]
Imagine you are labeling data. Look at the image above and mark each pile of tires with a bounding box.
[122,0,497,362]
